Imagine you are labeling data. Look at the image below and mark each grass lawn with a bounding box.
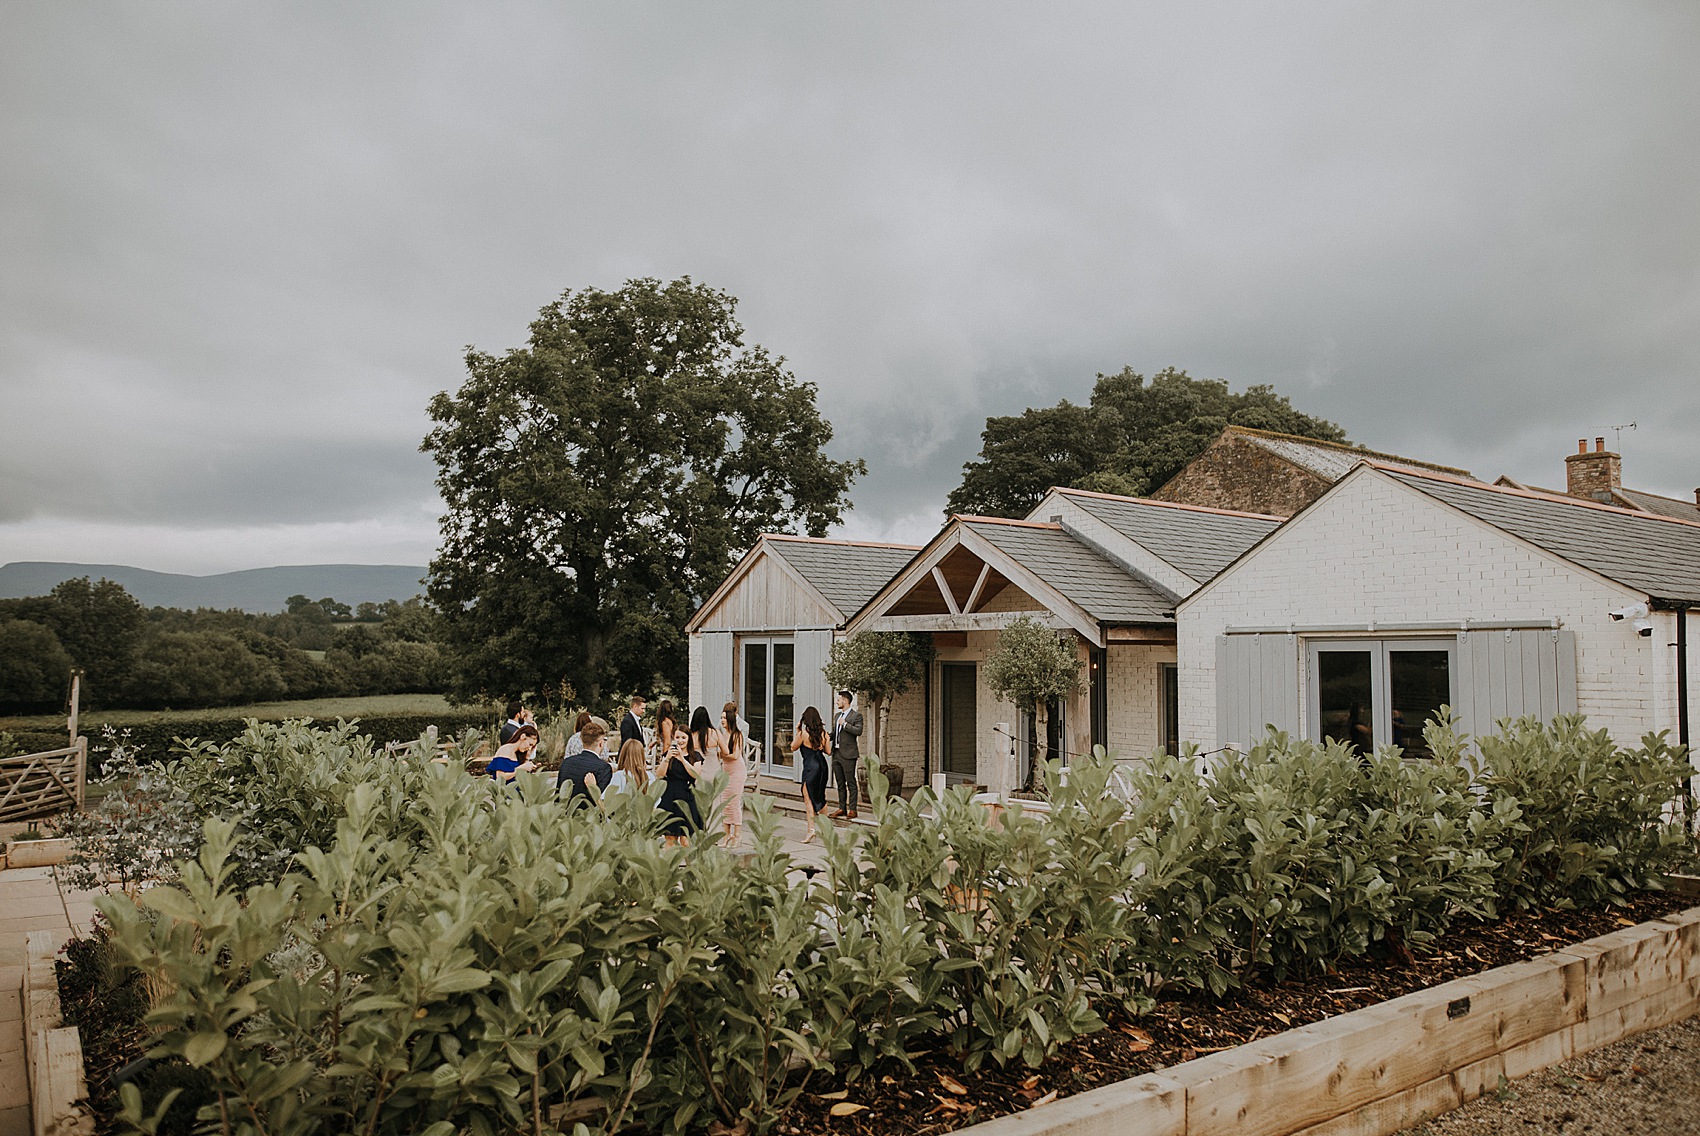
[0,693,485,731]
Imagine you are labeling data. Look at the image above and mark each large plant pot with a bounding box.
[856,764,904,804]
[4,836,75,869]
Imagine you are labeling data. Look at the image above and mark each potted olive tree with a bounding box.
[983,615,1082,794]
[821,630,931,800]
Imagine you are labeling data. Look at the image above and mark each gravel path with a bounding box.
[1396,1013,1700,1135]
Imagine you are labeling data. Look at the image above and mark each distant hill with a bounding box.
[0,562,427,614]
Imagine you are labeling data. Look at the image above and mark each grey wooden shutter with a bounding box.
[1215,634,1299,750]
[1455,628,1577,737]
[697,631,734,716]
[794,630,835,783]
[794,630,834,726]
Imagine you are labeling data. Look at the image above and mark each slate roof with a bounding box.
[1385,469,1700,606]
[765,538,920,619]
[1054,490,1283,583]
[962,520,1176,625]
[1615,488,1700,525]
[1230,426,1472,483]
[1496,478,1700,525]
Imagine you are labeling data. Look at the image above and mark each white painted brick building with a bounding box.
[1179,463,1700,757]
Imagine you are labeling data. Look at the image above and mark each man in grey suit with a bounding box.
[830,690,863,819]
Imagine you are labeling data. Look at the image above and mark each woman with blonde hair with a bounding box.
[610,737,649,794]
[717,701,748,845]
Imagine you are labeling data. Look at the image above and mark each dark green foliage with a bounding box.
[422,276,864,707]
[43,577,147,706]
[0,618,73,708]
[947,366,1348,518]
[0,583,449,712]
[120,630,288,709]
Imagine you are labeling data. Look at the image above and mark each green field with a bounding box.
[0,693,482,732]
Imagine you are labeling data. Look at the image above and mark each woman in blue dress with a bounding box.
[789,705,831,843]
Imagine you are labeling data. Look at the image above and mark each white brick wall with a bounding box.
[1178,469,1661,749]
[1106,643,1174,759]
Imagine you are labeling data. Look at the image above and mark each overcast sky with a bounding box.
[3,2,1696,575]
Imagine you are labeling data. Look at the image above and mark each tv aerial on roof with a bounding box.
[1609,421,1637,449]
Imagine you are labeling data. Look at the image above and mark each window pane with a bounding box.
[772,642,795,768]
[1389,650,1450,759]
[1318,651,1374,756]
[743,643,767,768]
[1162,666,1180,757]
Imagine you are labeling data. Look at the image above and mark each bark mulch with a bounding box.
[787,893,1691,1136]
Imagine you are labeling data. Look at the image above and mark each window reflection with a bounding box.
[1389,650,1450,759]
[1318,650,1374,756]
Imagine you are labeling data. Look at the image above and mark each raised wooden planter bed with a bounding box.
[963,904,1700,1136]
[3,837,76,870]
[21,929,94,1136]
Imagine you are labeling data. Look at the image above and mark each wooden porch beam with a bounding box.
[964,563,992,613]
[930,566,961,615]
[865,611,1077,633]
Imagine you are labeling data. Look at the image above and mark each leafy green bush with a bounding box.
[82,713,1690,1135]
[1476,714,1691,910]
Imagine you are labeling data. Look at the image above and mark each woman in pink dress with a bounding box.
[718,701,747,846]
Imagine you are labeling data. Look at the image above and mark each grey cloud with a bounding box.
[2,2,1697,571]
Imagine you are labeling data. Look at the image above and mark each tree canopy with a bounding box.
[946,367,1348,519]
[422,277,864,706]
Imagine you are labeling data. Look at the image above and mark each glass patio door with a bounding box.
[742,638,796,777]
[1308,639,1457,759]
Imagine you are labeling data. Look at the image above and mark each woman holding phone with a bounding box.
[659,709,709,845]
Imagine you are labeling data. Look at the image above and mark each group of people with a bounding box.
[482,689,865,846]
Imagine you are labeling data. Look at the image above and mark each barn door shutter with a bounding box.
[794,629,835,757]
[1454,628,1577,737]
[697,631,734,717]
[1215,634,1299,750]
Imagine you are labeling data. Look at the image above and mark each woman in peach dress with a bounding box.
[718,701,748,846]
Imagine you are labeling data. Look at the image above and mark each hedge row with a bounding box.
[9,711,495,774]
[71,714,1694,1136]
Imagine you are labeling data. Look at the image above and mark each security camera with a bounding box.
[1609,603,1649,622]
[1633,618,1653,637]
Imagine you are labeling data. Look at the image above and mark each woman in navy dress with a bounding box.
[658,708,709,845]
[789,705,831,843]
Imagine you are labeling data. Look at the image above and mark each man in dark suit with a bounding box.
[830,690,863,819]
[499,701,531,745]
[621,695,646,750]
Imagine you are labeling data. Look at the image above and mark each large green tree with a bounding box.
[946,367,1348,518]
[45,577,146,705]
[422,277,865,706]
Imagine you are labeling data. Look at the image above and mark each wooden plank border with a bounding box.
[964,905,1700,1136]
[21,928,94,1136]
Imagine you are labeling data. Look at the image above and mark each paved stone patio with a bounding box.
[0,864,101,1136]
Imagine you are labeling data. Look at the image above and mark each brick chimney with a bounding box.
[1565,437,1621,502]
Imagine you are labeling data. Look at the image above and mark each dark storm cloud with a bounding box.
[2,2,1697,571]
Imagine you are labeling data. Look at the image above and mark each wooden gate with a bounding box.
[0,737,86,823]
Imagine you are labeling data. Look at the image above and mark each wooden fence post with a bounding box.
[74,735,87,811]
[67,669,82,749]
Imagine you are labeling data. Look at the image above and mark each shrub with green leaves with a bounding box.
[1475,714,1691,910]
[82,712,1692,1134]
